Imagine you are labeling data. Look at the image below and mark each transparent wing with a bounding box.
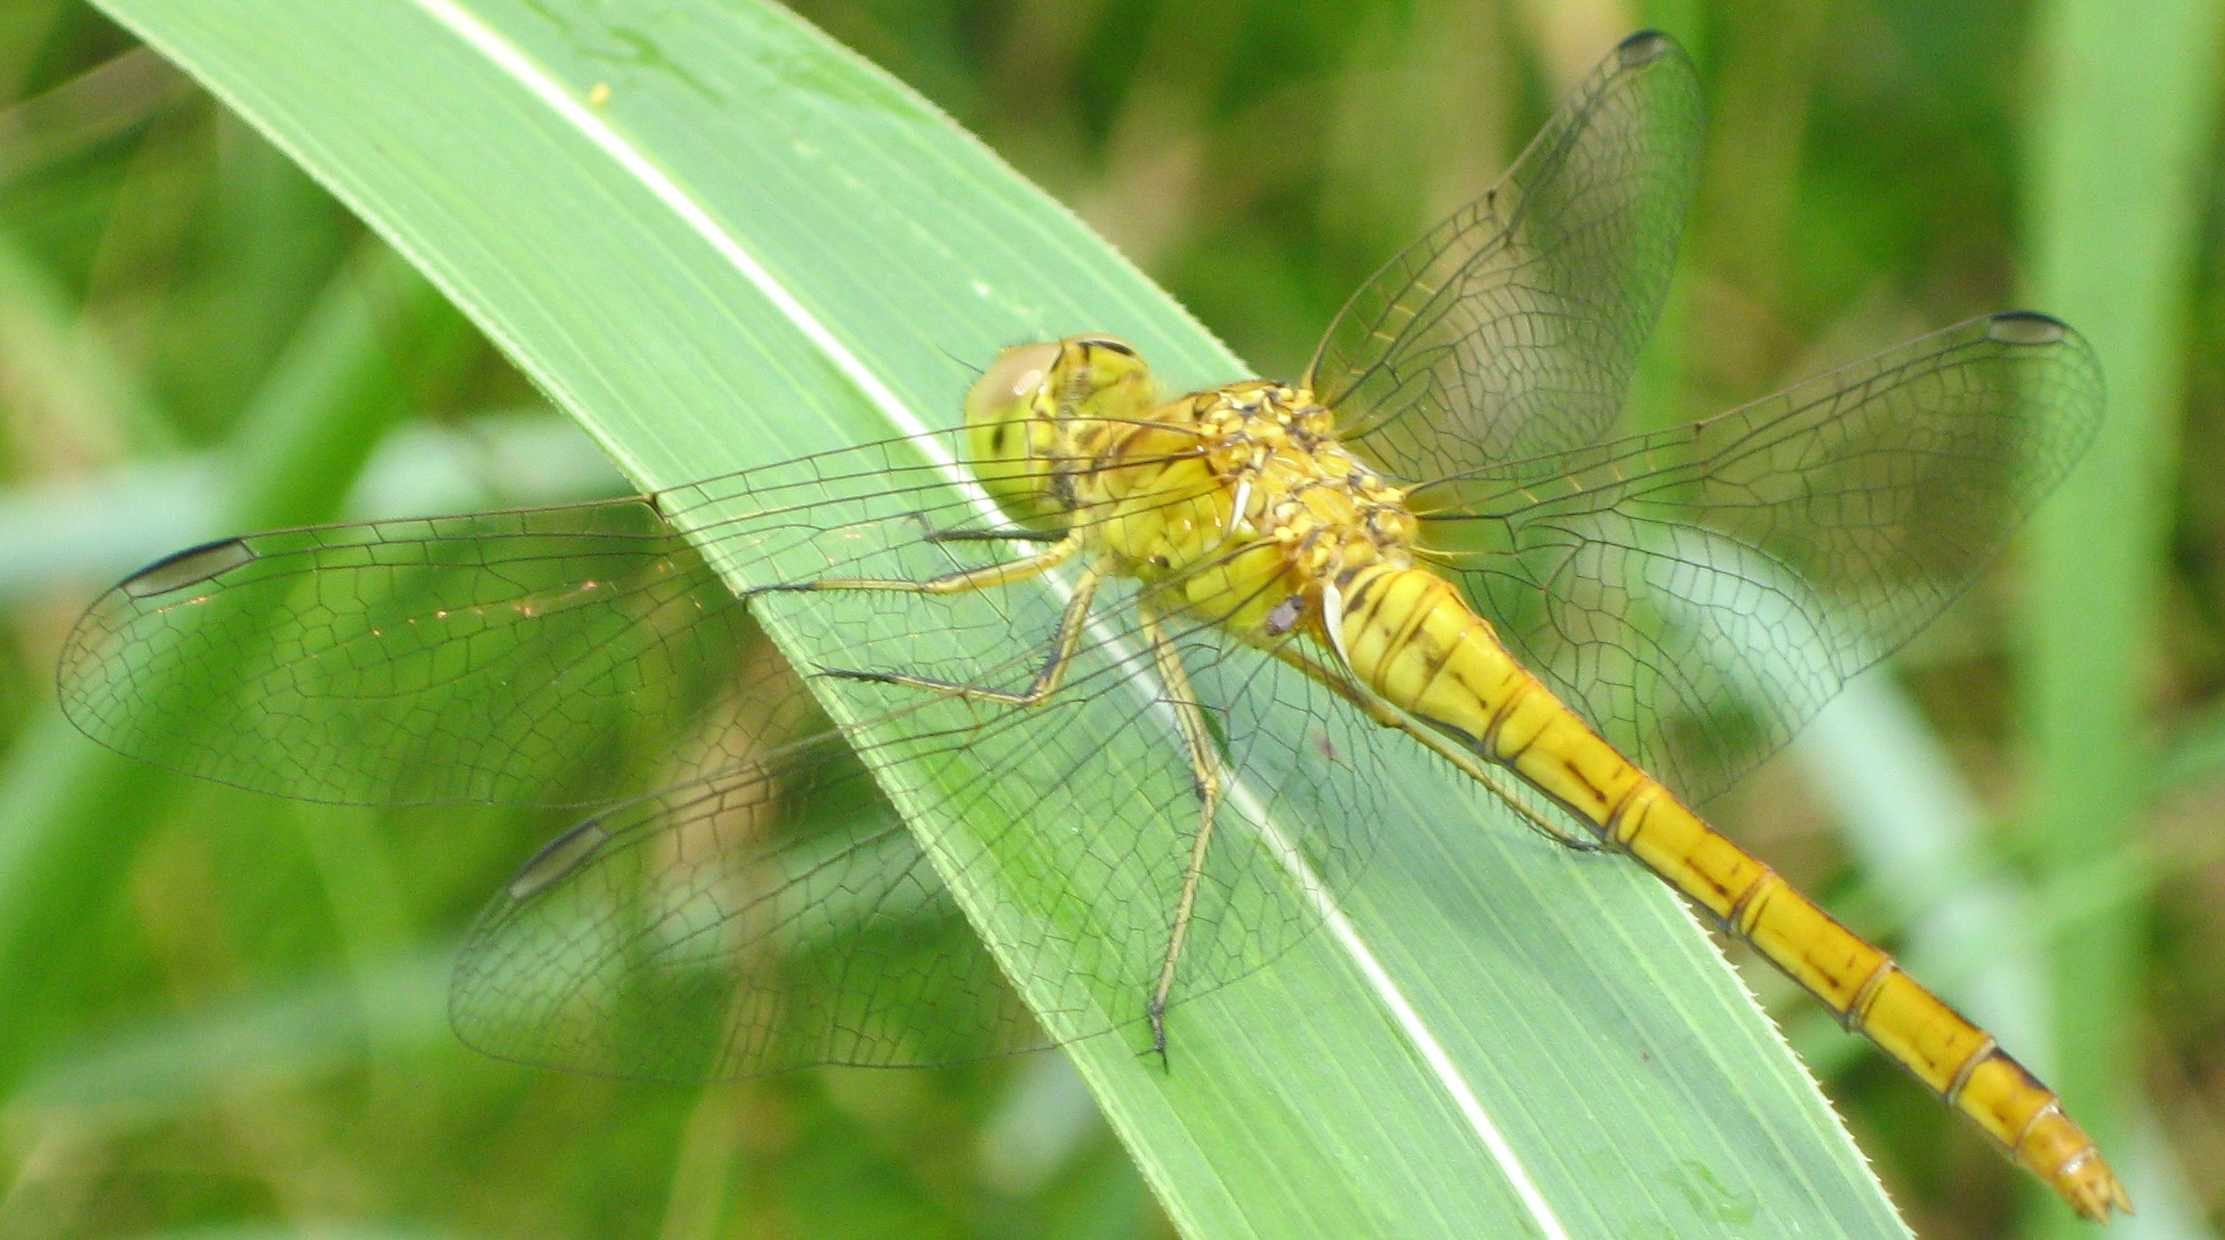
[60,425,1387,1078]
[60,498,747,807]
[448,713,1044,1078]
[1305,29,1702,477]
[57,432,1133,807]
[448,594,1397,1080]
[1412,312,2104,803]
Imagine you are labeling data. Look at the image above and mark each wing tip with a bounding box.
[117,536,258,599]
[1985,309,2074,347]
[1981,311,2105,433]
[1616,29,1682,68]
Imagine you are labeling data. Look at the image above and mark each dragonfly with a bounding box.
[58,30,2126,1222]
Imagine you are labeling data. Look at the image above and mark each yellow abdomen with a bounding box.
[1333,561,2130,1222]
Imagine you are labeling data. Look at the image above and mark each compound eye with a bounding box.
[972,342,1062,410]
[1076,335,1137,358]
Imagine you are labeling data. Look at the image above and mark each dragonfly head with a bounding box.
[966,335,1154,530]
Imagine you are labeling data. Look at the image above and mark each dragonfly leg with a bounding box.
[1264,640,1606,854]
[817,565,1103,707]
[921,523,1066,545]
[1141,605,1221,1068]
[757,531,1081,596]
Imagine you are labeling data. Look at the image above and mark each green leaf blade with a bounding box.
[81,1,1903,1233]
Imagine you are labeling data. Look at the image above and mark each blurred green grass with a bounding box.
[0,1,2219,1237]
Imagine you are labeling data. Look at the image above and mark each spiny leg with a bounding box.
[1140,605,1222,1069]
[757,530,1081,597]
[758,531,1097,704]
[819,565,1103,706]
[1263,639,1605,854]
[922,524,1066,545]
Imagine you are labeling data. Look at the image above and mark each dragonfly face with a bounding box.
[964,334,1154,532]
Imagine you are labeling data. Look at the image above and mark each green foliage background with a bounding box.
[0,1,2218,1237]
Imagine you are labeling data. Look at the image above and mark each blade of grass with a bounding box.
[2020,0,2222,1233]
[53,2,1903,1233]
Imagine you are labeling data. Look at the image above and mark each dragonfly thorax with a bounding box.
[1096,378,1421,641]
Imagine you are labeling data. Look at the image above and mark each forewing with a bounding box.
[57,432,1087,807]
[1305,30,1701,477]
[58,498,752,806]
[1412,312,2103,803]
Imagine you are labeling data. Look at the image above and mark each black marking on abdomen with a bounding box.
[1559,754,1608,806]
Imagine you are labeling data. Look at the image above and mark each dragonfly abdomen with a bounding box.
[1333,564,1653,819]
[1336,561,2130,1221]
[1622,785,2131,1220]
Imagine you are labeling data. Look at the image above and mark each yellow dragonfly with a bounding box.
[57,31,2125,1221]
